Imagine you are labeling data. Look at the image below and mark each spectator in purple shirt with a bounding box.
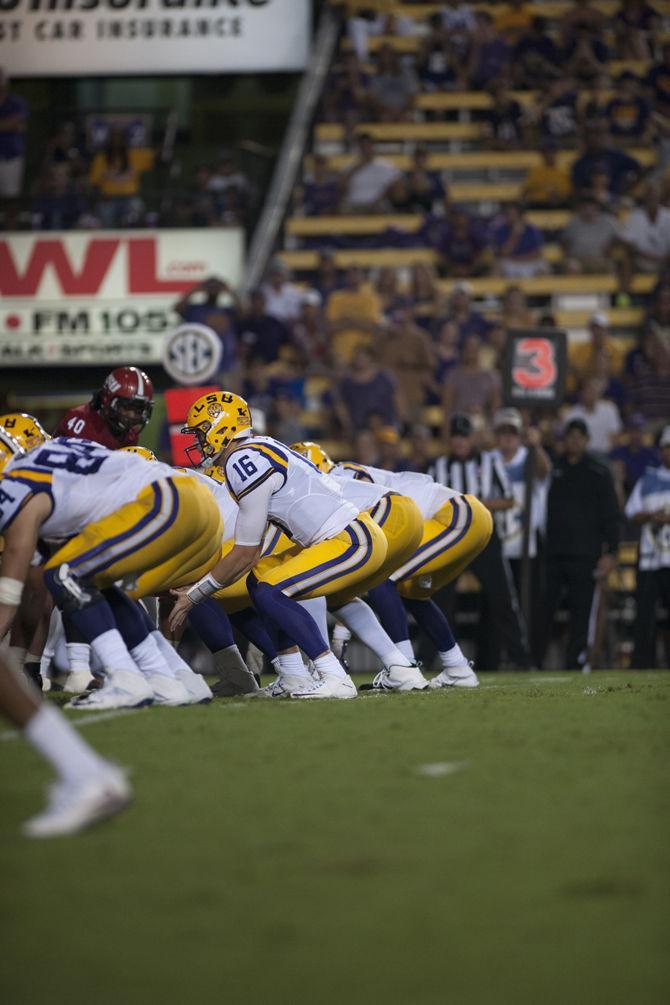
[334,346,401,437]
[437,207,490,277]
[466,11,511,89]
[0,69,28,201]
[439,280,492,343]
[237,289,290,365]
[606,72,651,143]
[610,413,659,497]
[571,126,642,195]
[301,154,340,216]
[513,16,561,88]
[491,203,548,278]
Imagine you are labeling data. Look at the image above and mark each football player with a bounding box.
[0,431,223,710]
[0,646,130,838]
[0,413,53,686]
[170,392,390,699]
[55,366,154,450]
[292,441,493,688]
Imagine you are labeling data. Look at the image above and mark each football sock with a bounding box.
[403,599,464,664]
[248,577,327,661]
[188,598,235,651]
[89,629,141,676]
[313,651,347,679]
[25,704,108,784]
[211,645,259,694]
[299,597,329,644]
[229,608,278,660]
[439,644,468,669]
[150,631,192,675]
[331,621,352,658]
[130,634,176,679]
[333,598,413,668]
[65,643,91,674]
[397,639,416,661]
[368,580,411,644]
[276,650,312,680]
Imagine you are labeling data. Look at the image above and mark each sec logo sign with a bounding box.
[162,324,222,386]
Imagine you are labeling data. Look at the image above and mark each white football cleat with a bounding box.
[371,663,430,692]
[291,672,357,700]
[250,673,313,698]
[146,673,190,706]
[23,767,131,839]
[429,663,480,689]
[176,667,213,704]
[67,670,153,710]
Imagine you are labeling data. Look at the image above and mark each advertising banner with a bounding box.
[0,228,244,366]
[1,0,309,77]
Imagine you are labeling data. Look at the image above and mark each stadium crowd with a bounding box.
[1,2,669,672]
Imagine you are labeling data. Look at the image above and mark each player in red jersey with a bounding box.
[55,366,154,449]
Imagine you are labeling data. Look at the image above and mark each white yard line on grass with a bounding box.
[416,761,469,777]
[482,675,571,689]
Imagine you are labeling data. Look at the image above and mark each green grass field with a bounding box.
[1,672,669,1005]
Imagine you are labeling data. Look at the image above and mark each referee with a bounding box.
[430,414,531,671]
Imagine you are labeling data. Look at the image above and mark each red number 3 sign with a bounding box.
[513,337,557,390]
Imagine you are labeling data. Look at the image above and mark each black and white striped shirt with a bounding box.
[429,450,512,501]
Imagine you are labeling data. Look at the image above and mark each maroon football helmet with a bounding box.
[96,367,154,436]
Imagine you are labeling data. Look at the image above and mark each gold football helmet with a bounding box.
[290,441,334,473]
[182,391,252,467]
[0,426,25,475]
[119,445,157,461]
[0,412,50,453]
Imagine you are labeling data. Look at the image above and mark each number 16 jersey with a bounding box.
[224,436,359,547]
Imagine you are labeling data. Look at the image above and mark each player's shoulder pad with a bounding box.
[340,462,374,482]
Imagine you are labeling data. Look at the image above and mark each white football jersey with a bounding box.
[180,467,238,542]
[0,438,176,541]
[224,436,358,547]
[332,462,456,520]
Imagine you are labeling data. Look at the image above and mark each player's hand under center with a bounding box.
[168,589,194,633]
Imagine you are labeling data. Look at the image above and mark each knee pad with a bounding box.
[44,564,103,616]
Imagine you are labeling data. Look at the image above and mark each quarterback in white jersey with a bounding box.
[171,392,390,699]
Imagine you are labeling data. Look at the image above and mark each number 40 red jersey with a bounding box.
[55,403,140,450]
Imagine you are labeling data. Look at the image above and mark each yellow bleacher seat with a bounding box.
[390,2,670,16]
[320,149,656,173]
[315,122,484,143]
[436,274,655,297]
[286,211,571,239]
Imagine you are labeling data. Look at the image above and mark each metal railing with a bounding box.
[242,4,340,292]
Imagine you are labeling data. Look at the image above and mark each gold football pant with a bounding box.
[327,492,424,608]
[391,495,493,601]
[46,476,224,597]
[252,512,388,601]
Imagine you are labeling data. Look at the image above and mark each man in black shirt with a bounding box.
[544,419,620,669]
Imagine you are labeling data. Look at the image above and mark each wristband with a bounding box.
[0,576,24,606]
[186,573,223,605]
